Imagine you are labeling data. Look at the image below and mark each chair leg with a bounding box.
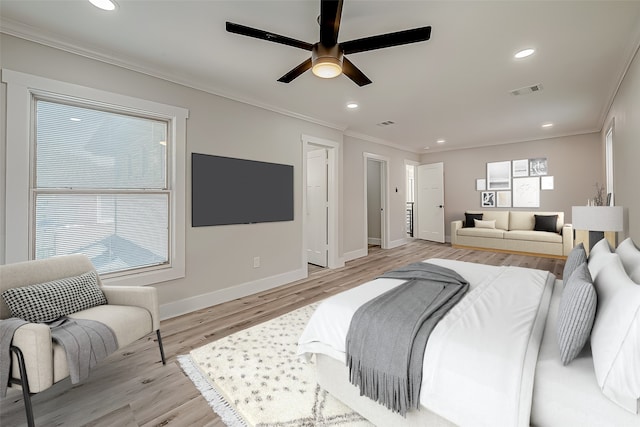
[10,346,35,427]
[156,330,166,365]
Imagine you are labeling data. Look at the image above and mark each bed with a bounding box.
[297,252,640,426]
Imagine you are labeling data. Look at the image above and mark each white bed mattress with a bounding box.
[298,258,640,426]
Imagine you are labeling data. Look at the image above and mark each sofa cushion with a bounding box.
[616,238,640,283]
[503,230,563,243]
[464,213,483,228]
[1,271,107,323]
[474,219,496,229]
[557,262,597,365]
[534,214,559,233]
[457,227,505,239]
[509,211,564,232]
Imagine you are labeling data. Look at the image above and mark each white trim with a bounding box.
[343,248,367,262]
[363,153,391,252]
[1,69,188,286]
[160,267,307,320]
[301,134,344,269]
[367,237,382,246]
[388,237,411,249]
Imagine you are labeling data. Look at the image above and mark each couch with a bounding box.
[0,254,165,427]
[451,210,573,258]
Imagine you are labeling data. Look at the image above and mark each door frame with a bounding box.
[405,159,419,239]
[363,152,390,252]
[302,134,343,270]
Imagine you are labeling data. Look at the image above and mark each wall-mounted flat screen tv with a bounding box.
[192,153,294,226]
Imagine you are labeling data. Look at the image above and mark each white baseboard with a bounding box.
[367,237,381,245]
[344,248,367,262]
[159,267,307,320]
[387,237,410,249]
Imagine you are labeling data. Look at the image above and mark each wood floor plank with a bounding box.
[0,240,564,426]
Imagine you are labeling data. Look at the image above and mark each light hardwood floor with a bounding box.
[0,240,565,426]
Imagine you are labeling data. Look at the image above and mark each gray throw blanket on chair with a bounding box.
[345,262,469,416]
[0,317,117,397]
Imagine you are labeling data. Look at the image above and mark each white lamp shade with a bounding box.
[572,206,623,231]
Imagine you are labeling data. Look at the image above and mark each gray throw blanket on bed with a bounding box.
[345,262,469,416]
[0,317,117,397]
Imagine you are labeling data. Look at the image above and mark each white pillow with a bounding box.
[588,252,619,280]
[589,237,612,258]
[474,219,496,229]
[616,237,640,284]
[590,255,640,413]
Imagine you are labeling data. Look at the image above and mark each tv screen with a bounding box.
[192,153,294,226]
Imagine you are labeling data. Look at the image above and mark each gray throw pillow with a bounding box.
[1,270,107,323]
[563,243,587,281]
[557,262,597,365]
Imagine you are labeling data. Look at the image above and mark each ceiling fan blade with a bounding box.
[341,26,431,55]
[226,22,313,51]
[277,58,313,83]
[342,57,372,87]
[320,0,343,47]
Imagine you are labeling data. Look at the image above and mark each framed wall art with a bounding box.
[481,191,496,208]
[541,176,554,190]
[512,159,529,177]
[529,158,548,176]
[496,191,512,208]
[476,178,486,191]
[513,177,540,207]
[487,161,511,190]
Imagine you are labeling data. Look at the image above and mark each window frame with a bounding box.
[2,69,188,286]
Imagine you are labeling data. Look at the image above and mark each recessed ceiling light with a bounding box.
[424,146,430,150]
[542,123,554,128]
[89,0,118,11]
[69,117,81,122]
[436,139,446,144]
[514,48,535,59]
[346,102,358,109]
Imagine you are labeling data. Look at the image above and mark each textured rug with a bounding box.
[178,303,373,427]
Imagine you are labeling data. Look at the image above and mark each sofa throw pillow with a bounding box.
[590,255,640,413]
[557,262,597,365]
[615,237,640,284]
[563,243,587,281]
[534,214,558,233]
[464,213,483,228]
[474,219,496,229]
[1,271,107,323]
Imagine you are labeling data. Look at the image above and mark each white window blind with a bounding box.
[34,99,170,275]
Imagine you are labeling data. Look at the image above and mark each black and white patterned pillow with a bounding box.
[1,271,107,323]
[557,262,597,365]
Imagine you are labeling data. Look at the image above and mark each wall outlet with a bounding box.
[253,256,260,268]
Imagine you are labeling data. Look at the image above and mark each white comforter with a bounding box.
[297,259,555,427]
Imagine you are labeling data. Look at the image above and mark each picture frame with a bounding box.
[512,159,529,177]
[496,191,512,208]
[529,158,548,176]
[540,176,554,190]
[487,161,511,190]
[513,177,540,207]
[476,178,486,191]
[481,191,496,208]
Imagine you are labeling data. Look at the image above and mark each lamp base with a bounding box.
[575,230,617,255]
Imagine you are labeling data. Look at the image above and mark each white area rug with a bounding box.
[178,303,373,426]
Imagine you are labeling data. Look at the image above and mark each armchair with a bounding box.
[0,254,165,427]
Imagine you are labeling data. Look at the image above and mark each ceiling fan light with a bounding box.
[88,0,117,11]
[312,58,342,79]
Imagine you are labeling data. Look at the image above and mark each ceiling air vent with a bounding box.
[510,83,543,96]
[377,120,395,126]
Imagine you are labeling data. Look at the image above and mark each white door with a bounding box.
[307,149,328,267]
[417,162,445,243]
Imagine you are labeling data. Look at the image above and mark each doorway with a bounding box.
[417,162,445,243]
[363,153,390,253]
[306,148,328,267]
[302,134,342,272]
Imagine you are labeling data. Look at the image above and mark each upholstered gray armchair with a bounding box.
[0,254,165,427]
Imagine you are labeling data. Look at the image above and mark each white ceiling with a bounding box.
[2,1,640,153]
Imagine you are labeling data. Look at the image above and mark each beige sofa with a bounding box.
[451,210,573,258]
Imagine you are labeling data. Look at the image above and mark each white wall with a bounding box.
[0,34,344,317]
[603,47,640,243]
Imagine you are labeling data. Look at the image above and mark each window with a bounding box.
[3,69,187,286]
[34,99,169,275]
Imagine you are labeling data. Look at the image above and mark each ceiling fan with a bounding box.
[226,0,431,86]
